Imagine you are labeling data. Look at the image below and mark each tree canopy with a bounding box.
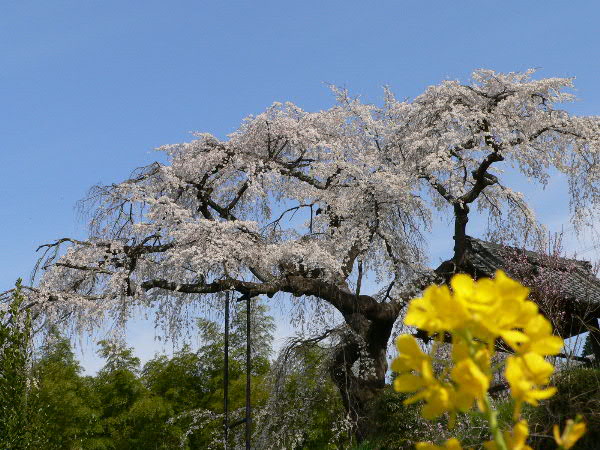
[16,69,600,438]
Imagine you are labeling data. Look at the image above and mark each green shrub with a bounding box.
[358,386,512,449]
[526,366,600,449]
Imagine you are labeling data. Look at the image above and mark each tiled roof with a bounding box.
[464,236,600,307]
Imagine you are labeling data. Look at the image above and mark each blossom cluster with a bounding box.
[392,270,585,449]
[31,69,600,344]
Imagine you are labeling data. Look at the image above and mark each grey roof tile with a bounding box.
[463,236,600,307]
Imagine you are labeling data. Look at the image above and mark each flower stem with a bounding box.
[459,330,508,449]
[483,394,508,450]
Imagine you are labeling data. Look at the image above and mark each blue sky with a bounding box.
[2,1,600,372]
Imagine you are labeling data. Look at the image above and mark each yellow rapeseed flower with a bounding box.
[392,335,456,419]
[484,420,533,450]
[416,438,465,450]
[404,270,539,351]
[419,383,454,420]
[404,283,470,334]
[450,273,497,314]
[394,371,426,392]
[391,334,430,373]
[505,353,556,418]
[394,271,577,450]
[451,357,490,411]
[400,360,455,420]
[450,335,471,363]
[519,314,563,356]
[463,271,536,349]
[553,417,587,449]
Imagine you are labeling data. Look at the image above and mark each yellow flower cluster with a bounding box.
[553,417,587,449]
[391,270,585,450]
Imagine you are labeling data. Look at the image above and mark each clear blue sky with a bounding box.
[2,1,599,372]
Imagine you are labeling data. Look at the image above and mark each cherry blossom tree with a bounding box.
[15,69,600,439]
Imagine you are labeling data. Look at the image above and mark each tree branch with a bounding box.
[460,151,504,204]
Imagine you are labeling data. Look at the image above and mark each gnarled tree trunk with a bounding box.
[329,312,395,442]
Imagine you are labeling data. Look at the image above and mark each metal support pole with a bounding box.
[223,292,230,449]
[245,295,251,450]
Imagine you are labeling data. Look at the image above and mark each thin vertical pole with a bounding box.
[245,295,251,450]
[223,292,230,449]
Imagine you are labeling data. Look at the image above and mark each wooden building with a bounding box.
[436,236,600,362]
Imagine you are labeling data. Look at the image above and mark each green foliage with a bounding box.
[3,281,600,450]
[33,329,101,449]
[254,342,350,449]
[97,339,141,374]
[170,298,275,448]
[92,339,182,449]
[0,279,46,449]
[452,398,513,448]
[350,442,377,450]
[525,366,600,450]
[142,348,203,412]
[283,346,347,448]
[141,347,207,448]
[0,297,277,449]
[361,386,515,449]
[363,386,440,449]
[0,286,366,449]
